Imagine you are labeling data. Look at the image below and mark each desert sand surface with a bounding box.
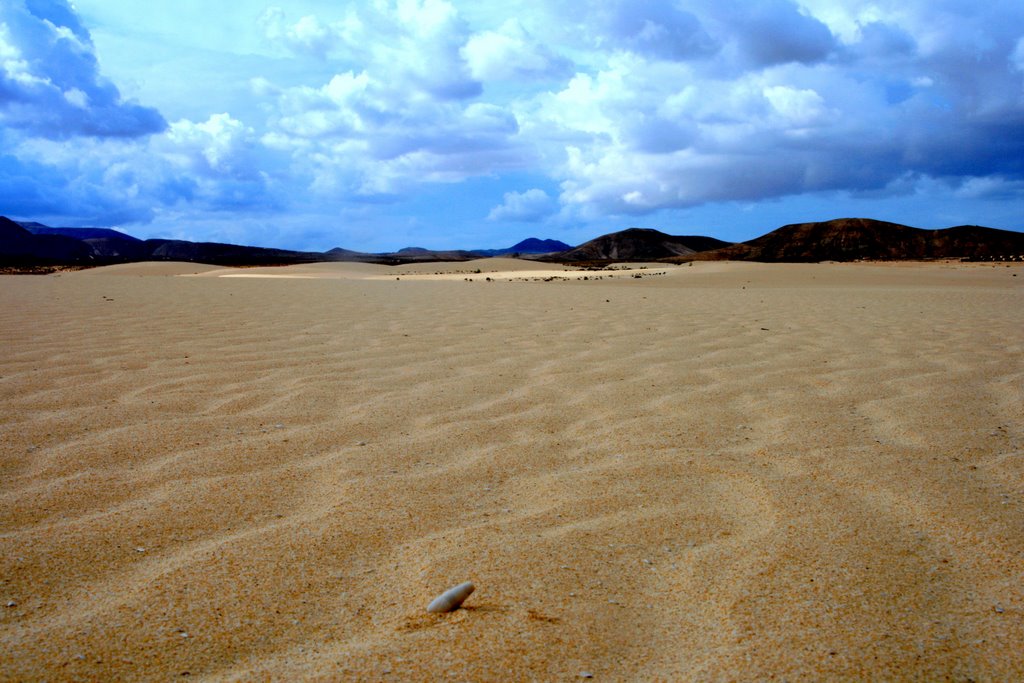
[70,261,226,277]
[190,258,594,282]
[1,260,1022,681]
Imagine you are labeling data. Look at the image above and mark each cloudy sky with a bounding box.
[1,0,1022,251]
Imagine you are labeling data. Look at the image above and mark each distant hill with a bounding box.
[548,228,732,262]
[141,239,327,266]
[17,222,150,262]
[1,217,95,266]
[511,237,573,253]
[18,222,142,242]
[0,217,489,267]
[0,217,332,268]
[389,247,480,261]
[472,237,574,257]
[4,215,1021,270]
[83,235,153,261]
[324,247,364,259]
[689,218,1024,262]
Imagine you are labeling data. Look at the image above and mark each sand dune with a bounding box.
[71,261,226,276]
[188,261,393,279]
[186,258,587,281]
[1,261,1022,680]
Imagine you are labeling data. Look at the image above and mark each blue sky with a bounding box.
[1,0,1022,251]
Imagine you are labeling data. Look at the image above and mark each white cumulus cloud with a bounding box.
[3,0,1023,244]
[462,19,572,81]
[488,188,555,221]
[163,114,261,179]
[0,0,165,138]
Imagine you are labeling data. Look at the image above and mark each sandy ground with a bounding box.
[1,259,1022,681]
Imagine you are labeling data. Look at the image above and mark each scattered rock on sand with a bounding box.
[427,581,475,613]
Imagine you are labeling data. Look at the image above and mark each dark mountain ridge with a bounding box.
[3,215,1021,270]
[1,217,95,266]
[18,222,142,242]
[0,217,573,268]
[686,218,1024,262]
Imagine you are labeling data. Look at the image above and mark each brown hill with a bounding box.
[691,218,1024,262]
[548,228,731,262]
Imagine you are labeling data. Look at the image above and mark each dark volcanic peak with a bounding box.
[695,217,1024,262]
[471,237,574,257]
[552,227,732,262]
[508,237,573,253]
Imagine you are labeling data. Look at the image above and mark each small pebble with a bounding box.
[5,601,16,608]
[994,604,1005,613]
[135,547,145,553]
[356,441,367,446]
[580,672,594,679]
[427,581,475,613]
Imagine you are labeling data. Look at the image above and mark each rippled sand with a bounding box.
[1,260,1022,680]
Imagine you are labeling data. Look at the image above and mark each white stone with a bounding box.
[427,581,475,613]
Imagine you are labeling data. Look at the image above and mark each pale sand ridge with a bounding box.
[1,261,1022,680]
